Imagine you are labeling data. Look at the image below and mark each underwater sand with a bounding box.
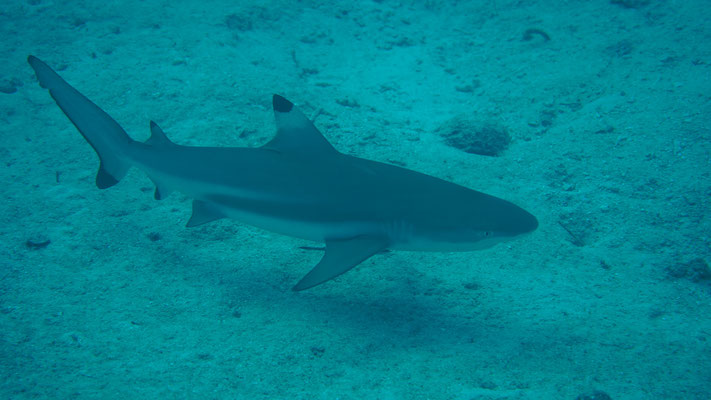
[1,0,710,399]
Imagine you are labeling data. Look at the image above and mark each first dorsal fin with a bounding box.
[262,94,337,156]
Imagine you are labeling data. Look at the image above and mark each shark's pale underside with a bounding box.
[28,56,537,291]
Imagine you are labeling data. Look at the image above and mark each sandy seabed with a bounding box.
[1,1,710,399]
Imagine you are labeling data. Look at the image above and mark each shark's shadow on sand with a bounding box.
[184,240,549,351]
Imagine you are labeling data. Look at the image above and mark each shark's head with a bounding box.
[402,189,538,252]
[453,196,538,250]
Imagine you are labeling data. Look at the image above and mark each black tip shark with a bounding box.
[27,56,538,291]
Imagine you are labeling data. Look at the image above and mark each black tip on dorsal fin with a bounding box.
[273,94,293,113]
[264,94,337,156]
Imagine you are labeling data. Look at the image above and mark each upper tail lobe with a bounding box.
[28,55,134,189]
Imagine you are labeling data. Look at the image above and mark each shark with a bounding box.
[27,55,538,291]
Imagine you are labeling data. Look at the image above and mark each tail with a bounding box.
[28,56,134,189]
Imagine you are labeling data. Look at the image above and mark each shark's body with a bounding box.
[28,56,537,291]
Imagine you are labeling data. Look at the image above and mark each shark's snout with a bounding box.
[519,209,538,234]
[489,199,538,237]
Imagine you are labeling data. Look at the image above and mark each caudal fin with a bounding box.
[28,56,134,189]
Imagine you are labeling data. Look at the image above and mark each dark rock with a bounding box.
[26,236,51,249]
[605,40,635,58]
[610,0,650,9]
[479,380,497,390]
[225,13,252,32]
[437,116,511,156]
[336,97,359,108]
[667,258,711,282]
[576,390,612,400]
[0,83,16,94]
[0,78,22,94]
[310,346,325,357]
[522,28,551,42]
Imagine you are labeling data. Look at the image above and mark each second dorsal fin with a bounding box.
[146,121,176,147]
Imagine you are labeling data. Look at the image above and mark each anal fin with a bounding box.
[186,200,225,227]
[151,179,172,200]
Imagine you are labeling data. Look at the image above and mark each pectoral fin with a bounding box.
[293,236,389,291]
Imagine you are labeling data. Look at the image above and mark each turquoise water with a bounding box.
[2,0,710,398]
